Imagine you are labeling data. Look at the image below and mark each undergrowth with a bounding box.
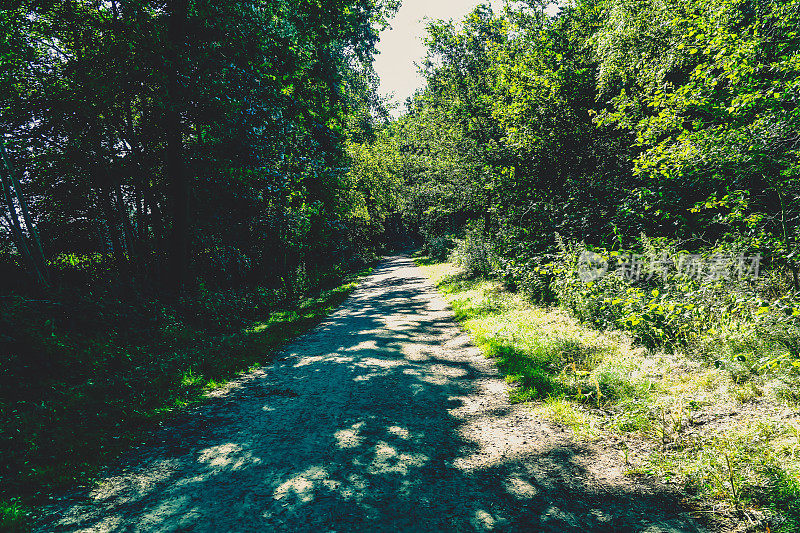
[418,254,800,532]
[0,263,371,531]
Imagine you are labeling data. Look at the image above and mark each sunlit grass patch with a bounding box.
[0,499,29,532]
[416,259,461,287]
[434,277,643,407]
[418,256,800,530]
[531,398,600,440]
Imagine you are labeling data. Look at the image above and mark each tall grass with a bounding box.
[418,253,800,531]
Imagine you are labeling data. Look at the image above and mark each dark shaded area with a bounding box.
[0,258,365,509]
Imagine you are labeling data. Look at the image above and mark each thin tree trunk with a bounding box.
[135,188,145,241]
[0,171,31,258]
[0,167,46,285]
[0,140,47,284]
[114,180,137,263]
[124,98,166,261]
[776,183,799,292]
[127,138,166,257]
[96,184,126,265]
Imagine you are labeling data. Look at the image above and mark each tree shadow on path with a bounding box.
[36,256,707,532]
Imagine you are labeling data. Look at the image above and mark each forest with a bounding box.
[2,0,800,530]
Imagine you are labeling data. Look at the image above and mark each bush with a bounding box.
[0,498,29,532]
[542,235,800,388]
[423,234,453,261]
[450,223,499,277]
[497,253,556,303]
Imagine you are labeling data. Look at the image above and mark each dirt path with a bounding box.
[36,256,708,532]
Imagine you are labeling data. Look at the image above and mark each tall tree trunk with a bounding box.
[126,139,166,261]
[125,97,166,270]
[114,180,137,263]
[135,187,145,242]
[88,121,128,267]
[165,0,190,293]
[0,171,35,268]
[96,184,126,265]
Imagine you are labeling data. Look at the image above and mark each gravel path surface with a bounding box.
[36,256,708,532]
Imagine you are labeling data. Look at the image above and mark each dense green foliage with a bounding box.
[1,0,400,291]
[391,0,800,281]
[0,0,399,526]
[373,0,800,371]
[388,0,800,527]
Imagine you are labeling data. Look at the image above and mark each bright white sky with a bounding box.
[374,0,505,114]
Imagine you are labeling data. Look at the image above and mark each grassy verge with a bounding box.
[0,265,371,531]
[418,257,800,532]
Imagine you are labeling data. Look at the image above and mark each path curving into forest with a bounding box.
[36,256,708,532]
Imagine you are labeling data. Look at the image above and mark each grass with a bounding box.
[0,500,28,533]
[417,256,800,532]
[0,265,371,532]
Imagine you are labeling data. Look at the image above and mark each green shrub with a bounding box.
[498,253,557,303]
[450,223,499,277]
[423,234,453,261]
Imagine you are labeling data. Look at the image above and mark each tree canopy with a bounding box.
[364,0,799,290]
[1,0,400,292]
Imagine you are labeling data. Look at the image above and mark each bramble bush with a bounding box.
[536,236,800,387]
[497,252,557,304]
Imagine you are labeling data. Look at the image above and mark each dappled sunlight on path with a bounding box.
[36,256,706,532]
